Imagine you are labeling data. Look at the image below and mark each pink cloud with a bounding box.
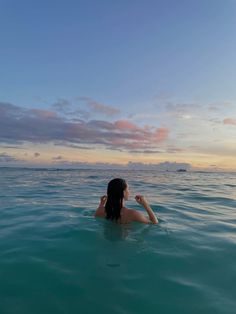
[153,128,169,142]
[114,120,140,131]
[107,123,168,150]
[223,118,236,125]
[0,102,169,152]
[113,120,168,143]
[30,109,58,119]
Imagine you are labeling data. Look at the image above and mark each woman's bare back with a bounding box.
[95,206,151,224]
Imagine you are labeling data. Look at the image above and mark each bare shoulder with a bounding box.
[95,206,105,218]
[125,208,151,224]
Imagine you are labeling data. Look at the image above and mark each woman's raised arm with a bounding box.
[94,195,107,217]
[135,195,158,224]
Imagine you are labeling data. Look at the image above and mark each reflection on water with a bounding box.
[101,218,155,244]
[103,220,131,241]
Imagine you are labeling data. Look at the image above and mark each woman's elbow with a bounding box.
[151,218,158,224]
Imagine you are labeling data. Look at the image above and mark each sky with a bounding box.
[0,0,236,170]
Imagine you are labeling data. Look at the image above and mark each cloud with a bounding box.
[52,155,63,160]
[188,144,236,158]
[52,97,119,119]
[208,101,233,111]
[130,149,164,154]
[129,147,183,154]
[0,152,20,163]
[208,105,220,112]
[164,102,202,120]
[114,120,139,131]
[223,118,236,125]
[52,98,90,119]
[166,147,184,153]
[0,102,169,152]
[52,98,71,111]
[77,97,120,116]
[53,142,94,150]
[30,109,57,119]
[1,145,24,149]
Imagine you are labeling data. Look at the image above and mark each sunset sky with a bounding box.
[0,0,236,170]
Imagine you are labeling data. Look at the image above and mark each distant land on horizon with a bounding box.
[0,162,233,173]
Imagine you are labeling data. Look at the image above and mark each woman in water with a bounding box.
[95,178,158,224]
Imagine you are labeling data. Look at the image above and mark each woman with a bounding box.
[95,178,158,224]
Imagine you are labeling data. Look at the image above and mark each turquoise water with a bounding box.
[0,168,236,314]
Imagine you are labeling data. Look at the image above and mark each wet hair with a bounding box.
[105,178,127,221]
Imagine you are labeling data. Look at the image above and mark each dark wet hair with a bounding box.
[105,178,127,221]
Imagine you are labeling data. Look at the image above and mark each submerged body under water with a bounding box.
[0,168,236,314]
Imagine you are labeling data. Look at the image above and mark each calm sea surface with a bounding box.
[0,168,236,314]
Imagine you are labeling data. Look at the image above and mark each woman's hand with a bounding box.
[135,195,158,224]
[99,195,107,207]
[135,195,148,208]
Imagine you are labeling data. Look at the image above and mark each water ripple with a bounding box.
[0,168,236,314]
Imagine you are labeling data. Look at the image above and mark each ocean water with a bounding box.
[0,168,236,314]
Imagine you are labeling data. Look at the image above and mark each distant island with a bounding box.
[177,169,187,172]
